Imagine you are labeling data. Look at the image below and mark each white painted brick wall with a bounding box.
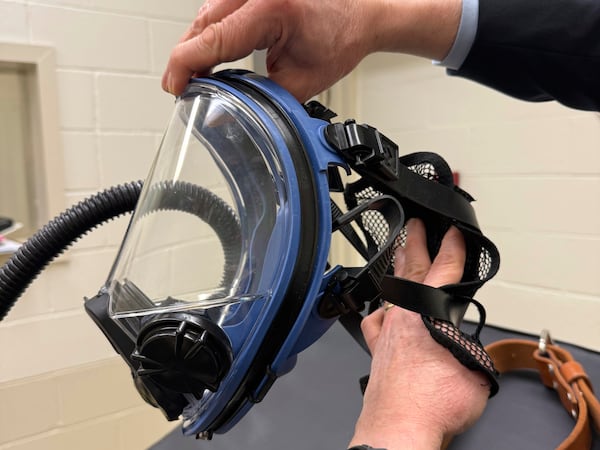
[0,1,207,448]
[0,2,28,41]
[356,53,600,350]
[57,70,95,129]
[0,360,171,450]
[30,6,151,71]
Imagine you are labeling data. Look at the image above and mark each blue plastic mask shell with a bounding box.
[177,71,346,435]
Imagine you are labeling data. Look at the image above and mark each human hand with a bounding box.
[162,0,373,100]
[349,219,489,450]
[162,0,461,101]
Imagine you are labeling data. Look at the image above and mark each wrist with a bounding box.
[348,446,386,450]
[368,0,461,60]
[349,418,445,450]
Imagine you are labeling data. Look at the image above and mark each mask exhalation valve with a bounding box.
[132,313,233,395]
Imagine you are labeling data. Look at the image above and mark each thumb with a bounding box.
[424,226,465,287]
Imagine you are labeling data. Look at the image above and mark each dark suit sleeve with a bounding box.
[447,0,600,111]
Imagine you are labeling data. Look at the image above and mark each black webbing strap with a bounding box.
[335,278,476,356]
[330,199,370,261]
[339,311,371,356]
[324,121,480,230]
[319,195,404,318]
[326,119,499,299]
[380,276,471,327]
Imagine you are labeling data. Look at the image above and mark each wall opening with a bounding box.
[0,43,63,247]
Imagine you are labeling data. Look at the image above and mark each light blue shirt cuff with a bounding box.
[438,0,479,70]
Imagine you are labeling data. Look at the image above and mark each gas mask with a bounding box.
[0,70,499,439]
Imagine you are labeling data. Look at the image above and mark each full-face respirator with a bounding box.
[0,70,500,439]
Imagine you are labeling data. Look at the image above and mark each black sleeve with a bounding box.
[447,0,600,111]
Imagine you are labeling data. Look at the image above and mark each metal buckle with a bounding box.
[538,329,554,356]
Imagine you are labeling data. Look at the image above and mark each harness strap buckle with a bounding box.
[324,121,399,181]
[319,267,383,318]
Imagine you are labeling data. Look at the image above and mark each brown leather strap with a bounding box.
[485,337,600,450]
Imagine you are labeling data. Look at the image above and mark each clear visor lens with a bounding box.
[106,85,290,326]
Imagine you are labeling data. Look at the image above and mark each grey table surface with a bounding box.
[150,321,600,450]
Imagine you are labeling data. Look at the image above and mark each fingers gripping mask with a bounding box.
[0,70,500,439]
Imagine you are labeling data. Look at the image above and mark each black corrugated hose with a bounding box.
[0,181,241,321]
[0,180,242,322]
[0,181,143,321]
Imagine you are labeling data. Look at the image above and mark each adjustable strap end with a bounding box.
[423,316,500,398]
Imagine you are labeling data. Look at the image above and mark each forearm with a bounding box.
[365,0,462,61]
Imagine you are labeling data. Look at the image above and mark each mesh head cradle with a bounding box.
[342,151,500,395]
[345,152,497,296]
